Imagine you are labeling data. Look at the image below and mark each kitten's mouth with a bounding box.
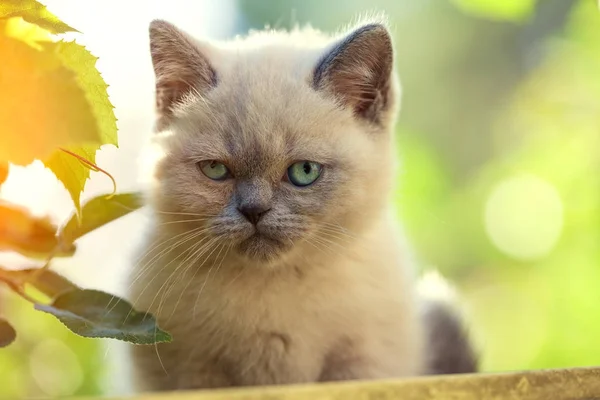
[237,232,289,261]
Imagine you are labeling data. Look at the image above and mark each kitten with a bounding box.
[128,18,476,392]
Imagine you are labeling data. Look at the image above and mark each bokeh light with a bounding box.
[484,174,563,261]
[29,339,84,397]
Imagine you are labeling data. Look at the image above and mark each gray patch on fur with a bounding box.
[421,300,478,375]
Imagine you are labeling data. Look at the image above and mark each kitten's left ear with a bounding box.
[313,23,394,124]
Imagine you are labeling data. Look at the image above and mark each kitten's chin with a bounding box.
[237,234,290,263]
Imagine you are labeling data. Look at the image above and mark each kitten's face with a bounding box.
[147,21,398,264]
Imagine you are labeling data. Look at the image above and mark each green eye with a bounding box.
[287,161,322,187]
[199,160,229,181]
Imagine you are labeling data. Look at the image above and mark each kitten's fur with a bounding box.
[129,18,476,392]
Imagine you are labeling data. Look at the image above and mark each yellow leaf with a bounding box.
[0,318,16,348]
[0,0,77,34]
[46,41,118,147]
[40,41,118,211]
[45,145,98,215]
[4,16,52,49]
[0,162,7,185]
[0,31,101,165]
[0,201,75,258]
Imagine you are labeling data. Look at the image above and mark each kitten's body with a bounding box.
[129,19,475,392]
[131,216,423,390]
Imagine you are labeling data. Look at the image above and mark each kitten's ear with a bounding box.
[313,23,394,124]
[149,20,216,130]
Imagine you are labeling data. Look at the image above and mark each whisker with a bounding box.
[152,209,219,217]
[159,238,214,315]
[304,237,328,257]
[160,238,221,323]
[315,234,349,251]
[156,217,215,226]
[311,236,347,260]
[318,227,366,253]
[127,226,212,293]
[224,263,247,291]
[131,228,203,277]
[192,242,231,319]
[127,231,211,317]
[319,226,356,243]
[166,238,224,323]
[153,335,169,378]
[319,220,360,239]
[117,244,203,329]
[105,227,207,317]
[150,236,217,319]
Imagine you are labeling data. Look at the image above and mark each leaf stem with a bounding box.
[0,271,38,304]
[59,148,117,197]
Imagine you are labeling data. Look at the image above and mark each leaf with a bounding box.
[0,202,75,258]
[4,15,52,49]
[0,33,101,165]
[0,318,16,347]
[0,28,117,210]
[451,0,536,22]
[45,41,118,147]
[45,145,97,215]
[28,268,78,298]
[41,41,118,211]
[0,267,78,299]
[0,0,77,34]
[35,289,172,344]
[60,192,144,244]
[0,161,8,185]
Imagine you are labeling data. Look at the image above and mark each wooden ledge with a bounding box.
[95,367,600,400]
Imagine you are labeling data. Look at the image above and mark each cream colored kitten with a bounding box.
[128,18,475,392]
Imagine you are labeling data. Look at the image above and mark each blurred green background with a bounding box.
[1,0,599,397]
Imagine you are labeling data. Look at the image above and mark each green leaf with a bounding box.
[45,145,97,216]
[0,0,77,34]
[0,318,16,348]
[35,289,172,344]
[451,0,536,22]
[0,202,75,258]
[59,192,144,244]
[0,32,101,165]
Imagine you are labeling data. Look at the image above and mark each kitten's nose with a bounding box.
[238,205,271,225]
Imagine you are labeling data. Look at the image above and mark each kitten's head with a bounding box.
[146,19,400,264]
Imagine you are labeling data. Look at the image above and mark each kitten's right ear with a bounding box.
[149,20,216,131]
[313,23,394,125]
